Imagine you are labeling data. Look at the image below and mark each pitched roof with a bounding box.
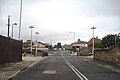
[74,39,88,44]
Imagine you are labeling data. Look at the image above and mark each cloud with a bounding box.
[0,0,120,45]
[73,0,120,17]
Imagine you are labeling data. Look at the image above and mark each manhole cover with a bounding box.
[43,70,56,74]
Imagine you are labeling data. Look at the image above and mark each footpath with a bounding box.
[0,56,47,80]
[83,55,120,74]
[71,52,120,73]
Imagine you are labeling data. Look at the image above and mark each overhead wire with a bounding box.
[0,0,3,35]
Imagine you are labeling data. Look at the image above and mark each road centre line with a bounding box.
[65,59,88,80]
[65,59,84,80]
[61,53,88,80]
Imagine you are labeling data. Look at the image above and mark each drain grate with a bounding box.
[43,70,56,74]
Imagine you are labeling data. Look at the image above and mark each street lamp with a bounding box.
[11,23,17,38]
[91,26,96,55]
[70,32,75,43]
[115,34,117,45]
[8,15,11,37]
[35,32,39,56]
[118,33,120,39]
[117,33,120,46]
[29,26,34,55]
[70,32,76,53]
[35,32,39,41]
[19,0,22,40]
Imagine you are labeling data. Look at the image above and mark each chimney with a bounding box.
[96,36,98,39]
[78,39,80,41]
[77,39,81,43]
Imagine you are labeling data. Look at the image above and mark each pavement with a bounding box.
[89,59,120,74]
[70,53,120,74]
[81,55,120,74]
[0,55,48,80]
[68,51,120,72]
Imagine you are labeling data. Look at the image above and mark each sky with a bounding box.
[0,0,120,45]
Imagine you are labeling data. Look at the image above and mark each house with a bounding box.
[63,44,72,50]
[33,42,50,51]
[72,39,88,50]
[88,37,101,46]
[63,39,88,51]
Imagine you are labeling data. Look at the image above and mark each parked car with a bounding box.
[42,49,48,56]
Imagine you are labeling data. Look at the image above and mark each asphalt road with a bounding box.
[11,50,120,80]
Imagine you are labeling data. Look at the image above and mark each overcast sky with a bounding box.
[0,0,120,45]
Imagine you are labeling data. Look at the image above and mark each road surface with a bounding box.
[11,50,120,80]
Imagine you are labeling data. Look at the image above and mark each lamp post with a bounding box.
[117,33,120,46]
[19,0,22,40]
[11,23,17,38]
[70,32,76,53]
[118,33,120,39]
[8,15,11,37]
[35,32,39,56]
[115,34,117,45]
[70,32,75,43]
[91,27,96,55]
[29,26,34,55]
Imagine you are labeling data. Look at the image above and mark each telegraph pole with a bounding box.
[8,15,11,37]
[0,1,3,35]
[35,32,39,56]
[70,32,75,43]
[91,27,96,55]
[19,0,22,40]
[11,23,17,38]
[29,26,34,55]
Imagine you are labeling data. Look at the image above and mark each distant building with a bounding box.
[23,40,51,51]
[26,40,31,43]
[63,44,72,50]
[63,39,88,51]
[88,37,101,46]
[72,39,88,50]
[33,42,51,51]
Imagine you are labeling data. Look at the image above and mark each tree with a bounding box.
[54,42,62,49]
[88,42,102,48]
[57,42,62,49]
[94,43,102,48]
[101,34,119,48]
[23,42,30,48]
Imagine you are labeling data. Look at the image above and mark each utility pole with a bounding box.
[70,32,76,53]
[50,39,52,45]
[118,33,120,39]
[74,32,75,43]
[70,32,75,43]
[29,26,34,55]
[35,32,39,56]
[19,0,22,40]
[118,33,120,45]
[0,1,3,35]
[91,27,96,55]
[8,15,11,37]
[11,23,17,38]
[115,34,117,45]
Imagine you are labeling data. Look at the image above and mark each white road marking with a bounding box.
[65,59,84,80]
[61,53,88,80]
[43,70,56,74]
